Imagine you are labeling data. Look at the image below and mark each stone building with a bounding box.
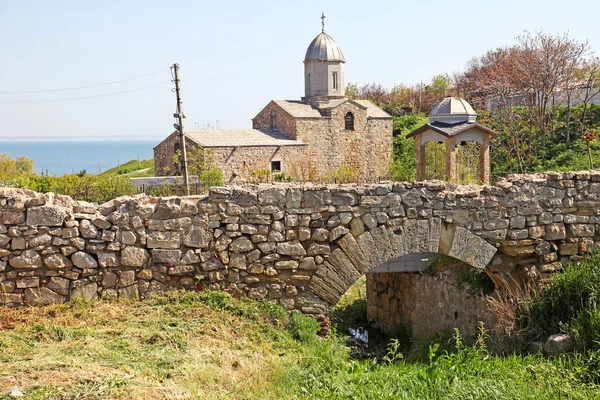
[154,21,393,183]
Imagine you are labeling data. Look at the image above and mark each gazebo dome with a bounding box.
[304,32,345,63]
[430,97,477,124]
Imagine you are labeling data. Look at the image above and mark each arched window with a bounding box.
[270,110,277,129]
[345,112,354,131]
[332,72,338,90]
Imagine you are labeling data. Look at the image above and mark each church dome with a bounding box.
[429,97,477,124]
[304,32,345,62]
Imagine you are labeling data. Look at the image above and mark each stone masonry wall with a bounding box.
[1,171,599,315]
[211,145,308,184]
[366,272,496,339]
[252,101,298,139]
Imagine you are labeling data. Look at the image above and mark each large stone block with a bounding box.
[183,225,211,248]
[72,251,98,269]
[121,246,149,267]
[9,249,43,269]
[544,223,566,240]
[151,249,182,264]
[25,205,67,226]
[147,231,181,249]
[276,241,307,257]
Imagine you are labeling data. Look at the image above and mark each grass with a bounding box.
[1,290,600,399]
[100,159,155,177]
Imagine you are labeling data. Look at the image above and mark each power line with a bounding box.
[0,68,169,94]
[0,81,171,103]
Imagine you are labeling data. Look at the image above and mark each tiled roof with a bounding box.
[353,100,392,118]
[185,129,307,148]
[406,121,500,138]
[272,99,391,119]
[273,100,323,118]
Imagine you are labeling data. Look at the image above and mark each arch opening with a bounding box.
[424,141,446,180]
[456,141,482,184]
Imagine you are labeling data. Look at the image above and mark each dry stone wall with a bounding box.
[1,171,599,314]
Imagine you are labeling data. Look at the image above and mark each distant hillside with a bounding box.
[101,158,155,177]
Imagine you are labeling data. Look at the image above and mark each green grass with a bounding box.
[100,159,155,177]
[1,291,600,399]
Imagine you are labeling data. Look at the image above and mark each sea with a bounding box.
[0,139,159,176]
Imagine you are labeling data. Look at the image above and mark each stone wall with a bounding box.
[153,132,308,183]
[1,171,599,315]
[154,132,180,176]
[366,272,496,339]
[252,101,298,139]
[210,145,308,184]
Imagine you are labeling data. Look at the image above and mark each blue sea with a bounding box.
[0,140,159,175]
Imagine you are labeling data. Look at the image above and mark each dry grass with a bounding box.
[0,292,295,399]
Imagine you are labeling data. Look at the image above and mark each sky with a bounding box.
[1,0,600,139]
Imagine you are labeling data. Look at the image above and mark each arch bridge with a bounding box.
[0,172,596,329]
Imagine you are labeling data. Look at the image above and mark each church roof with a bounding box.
[184,128,307,148]
[304,32,345,62]
[430,97,477,124]
[406,121,500,139]
[271,99,391,119]
[272,100,323,118]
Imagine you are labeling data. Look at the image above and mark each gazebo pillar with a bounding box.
[445,137,457,183]
[480,134,491,184]
[415,134,425,181]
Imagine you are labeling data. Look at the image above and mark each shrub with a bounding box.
[519,251,600,350]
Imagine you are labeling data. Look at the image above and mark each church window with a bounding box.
[271,160,281,172]
[270,110,277,129]
[332,72,338,90]
[345,112,354,131]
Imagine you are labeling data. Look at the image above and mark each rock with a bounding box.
[544,223,566,240]
[98,252,119,267]
[102,272,118,288]
[119,285,139,299]
[71,283,98,301]
[275,260,299,270]
[230,237,254,253]
[147,231,181,249]
[276,241,306,257]
[120,231,137,245]
[121,246,149,267]
[25,205,66,226]
[9,250,43,269]
[2,211,25,225]
[311,228,329,242]
[44,253,71,269]
[24,287,66,305]
[544,334,571,355]
[0,233,10,246]
[80,220,99,239]
[258,187,286,205]
[181,250,200,264]
[307,243,331,256]
[119,270,136,287]
[151,249,182,264]
[169,265,195,275]
[201,257,224,271]
[183,225,212,248]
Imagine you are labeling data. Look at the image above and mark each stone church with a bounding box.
[154,21,393,183]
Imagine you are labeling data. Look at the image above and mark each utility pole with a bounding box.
[172,63,190,196]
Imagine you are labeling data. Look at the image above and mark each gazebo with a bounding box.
[407,97,498,185]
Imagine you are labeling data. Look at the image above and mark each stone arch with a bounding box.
[306,218,498,308]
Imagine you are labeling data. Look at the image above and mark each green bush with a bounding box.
[519,251,600,350]
[288,312,320,344]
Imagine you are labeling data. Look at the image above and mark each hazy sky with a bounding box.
[1,0,599,139]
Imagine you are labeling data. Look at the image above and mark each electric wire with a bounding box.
[0,81,171,103]
[0,68,169,94]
